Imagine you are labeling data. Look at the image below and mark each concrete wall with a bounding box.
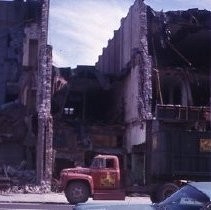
[123,66,146,152]
[124,66,140,123]
[125,123,146,152]
[96,0,152,153]
[0,1,26,105]
[23,24,40,67]
[36,0,53,184]
[96,0,148,74]
[0,1,53,186]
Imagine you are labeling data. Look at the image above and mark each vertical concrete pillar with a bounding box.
[36,0,53,188]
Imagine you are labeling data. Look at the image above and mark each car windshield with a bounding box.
[157,185,210,207]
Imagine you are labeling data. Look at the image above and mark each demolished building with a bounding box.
[0,0,52,189]
[51,65,125,178]
[95,0,211,185]
[0,0,210,192]
[51,1,211,188]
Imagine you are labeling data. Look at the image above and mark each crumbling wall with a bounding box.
[0,1,36,182]
[96,0,150,75]
[0,0,53,191]
[36,0,53,186]
[95,1,210,186]
[96,1,211,150]
[124,66,146,151]
[96,0,152,153]
[95,0,153,121]
[0,1,25,105]
[148,8,211,109]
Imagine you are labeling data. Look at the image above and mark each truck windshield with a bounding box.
[158,185,210,207]
[91,158,105,169]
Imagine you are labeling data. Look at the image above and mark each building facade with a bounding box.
[0,0,52,187]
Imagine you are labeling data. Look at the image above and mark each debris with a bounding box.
[0,161,48,194]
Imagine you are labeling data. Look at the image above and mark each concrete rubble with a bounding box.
[0,162,52,194]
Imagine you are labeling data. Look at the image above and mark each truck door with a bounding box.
[91,158,119,190]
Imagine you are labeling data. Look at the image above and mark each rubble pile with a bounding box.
[2,162,36,184]
[0,162,51,194]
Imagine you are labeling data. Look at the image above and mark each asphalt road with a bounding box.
[0,203,73,210]
[0,196,151,209]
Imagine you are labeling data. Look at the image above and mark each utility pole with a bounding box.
[36,0,53,189]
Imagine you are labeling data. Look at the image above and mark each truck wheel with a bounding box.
[157,183,179,202]
[65,181,90,205]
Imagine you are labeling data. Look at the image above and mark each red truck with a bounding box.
[59,155,125,204]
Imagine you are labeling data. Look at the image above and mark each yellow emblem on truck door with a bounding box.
[200,139,211,152]
[100,172,115,187]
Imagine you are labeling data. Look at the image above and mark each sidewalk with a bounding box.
[0,192,151,204]
[0,192,67,204]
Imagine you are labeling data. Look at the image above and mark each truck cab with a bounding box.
[60,155,125,204]
[89,155,121,189]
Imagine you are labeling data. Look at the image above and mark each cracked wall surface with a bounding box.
[96,0,153,152]
[0,0,52,189]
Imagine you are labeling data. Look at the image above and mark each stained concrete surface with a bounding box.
[0,192,151,205]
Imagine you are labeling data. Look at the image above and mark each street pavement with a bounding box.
[0,192,151,209]
[0,192,151,204]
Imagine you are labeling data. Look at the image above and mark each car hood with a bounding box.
[189,182,211,200]
[73,203,154,210]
